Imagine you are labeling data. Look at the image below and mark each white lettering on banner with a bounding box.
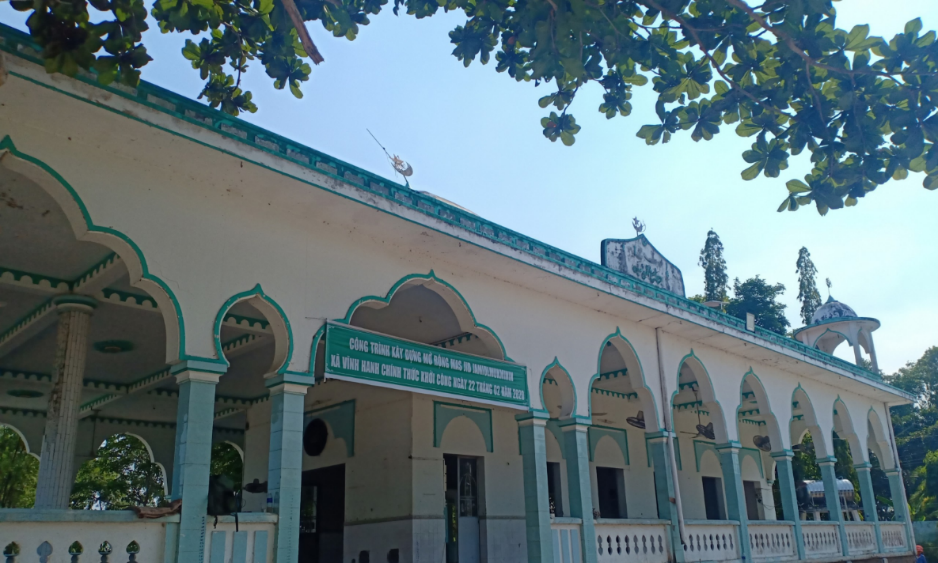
[349,337,369,352]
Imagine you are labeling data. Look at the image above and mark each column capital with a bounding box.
[52,294,97,313]
[817,455,838,466]
[516,410,549,426]
[171,358,228,376]
[645,430,676,443]
[265,372,315,389]
[268,383,310,396]
[884,468,902,476]
[770,449,796,460]
[558,417,591,431]
[853,462,873,471]
[174,369,223,385]
[715,440,742,452]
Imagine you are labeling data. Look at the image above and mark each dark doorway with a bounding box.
[444,454,481,563]
[546,462,564,517]
[702,476,726,520]
[744,480,761,520]
[596,467,627,519]
[299,464,345,563]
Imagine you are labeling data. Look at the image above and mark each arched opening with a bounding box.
[586,333,659,519]
[736,370,784,520]
[0,147,176,510]
[541,361,576,420]
[71,433,166,510]
[210,441,245,495]
[790,388,836,521]
[0,423,39,508]
[671,354,730,521]
[866,409,896,521]
[831,400,864,521]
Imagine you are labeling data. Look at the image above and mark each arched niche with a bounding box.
[672,351,729,444]
[540,360,577,419]
[737,369,785,454]
[589,330,659,432]
[832,398,867,465]
[866,408,895,471]
[790,386,831,459]
[213,284,294,376]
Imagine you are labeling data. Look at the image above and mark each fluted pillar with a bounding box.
[34,296,96,509]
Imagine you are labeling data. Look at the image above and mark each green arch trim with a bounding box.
[308,324,327,375]
[212,283,296,374]
[588,328,661,430]
[672,350,727,436]
[336,271,510,361]
[811,328,851,349]
[735,367,784,450]
[588,425,629,464]
[0,135,190,362]
[538,358,578,419]
[433,401,493,453]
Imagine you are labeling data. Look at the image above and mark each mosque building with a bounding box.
[0,23,916,563]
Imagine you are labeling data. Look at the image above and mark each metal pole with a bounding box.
[656,327,686,545]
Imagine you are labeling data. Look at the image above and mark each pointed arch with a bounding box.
[0,136,185,363]
[736,368,785,452]
[673,350,728,443]
[790,385,830,458]
[588,328,660,431]
[339,271,508,361]
[867,407,895,471]
[540,358,577,419]
[832,397,867,464]
[213,284,294,375]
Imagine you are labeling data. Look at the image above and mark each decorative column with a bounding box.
[818,456,849,556]
[761,479,777,521]
[35,296,96,509]
[854,462,883,552]
[647,432,685,563]
[771,451,805,559]
[715,442,751,563]
[171,364,224,563]
[885,469,914,549]
[559,420,598,563]
[266,375,311,563]
[518,412,553,563]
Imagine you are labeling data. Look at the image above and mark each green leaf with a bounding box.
[845,197,857,207]
[905,18,923,35]
[741,162,762,181]
[736,121,762,137]
[925,174,938,190]
[786,180,810,193]
[845,25,869,50]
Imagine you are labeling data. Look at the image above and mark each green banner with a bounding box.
[324,322,529,408]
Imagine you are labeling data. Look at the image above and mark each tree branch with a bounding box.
[281,0,325,64]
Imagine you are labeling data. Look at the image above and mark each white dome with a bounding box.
[811,296,858,324]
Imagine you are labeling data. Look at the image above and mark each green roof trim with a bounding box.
[0,23,903,393]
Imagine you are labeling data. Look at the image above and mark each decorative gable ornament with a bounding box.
[601,235,685,297]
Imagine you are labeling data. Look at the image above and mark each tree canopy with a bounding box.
[0,426,38,508]
[698,228,728,302]
[70,433,166,510]
[725,275,790,334]
[10,0,938,214]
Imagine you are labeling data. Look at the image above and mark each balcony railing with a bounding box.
[749,521,797,562]
[881,522,909,552]
[845,522,877,557]
[594,519,671,563]
[801,521,841,559]
[0,509,177,562]
[683,521,740,563]
[551,517,583,563]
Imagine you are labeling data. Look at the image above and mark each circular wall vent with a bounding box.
[303,418,328,456]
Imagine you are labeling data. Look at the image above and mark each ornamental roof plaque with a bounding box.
[600,235,685,297]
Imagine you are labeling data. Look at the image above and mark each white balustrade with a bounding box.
[551,518,583,563]
[881,522,909,552]
[0,509,175,562]
[748,521,797,561]
[801,522,841,559]
[594,519,670,563]
[682,521,740,563]
[202,513,277,563]
[845,522,876,556]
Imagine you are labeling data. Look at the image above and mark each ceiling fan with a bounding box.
[753,435,772,452]
[626,411,645,429]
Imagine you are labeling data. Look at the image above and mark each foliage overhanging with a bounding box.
[11,0,938,212]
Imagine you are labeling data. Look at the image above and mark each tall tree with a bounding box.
[0,426,38,508]
[698,229,728,302]
[795,247,823,326]
[9,1,938,213]
[725,276,790,335]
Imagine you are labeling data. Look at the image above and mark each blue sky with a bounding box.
[2,1,935,373]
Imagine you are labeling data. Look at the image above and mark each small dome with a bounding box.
[811,296,858,324]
